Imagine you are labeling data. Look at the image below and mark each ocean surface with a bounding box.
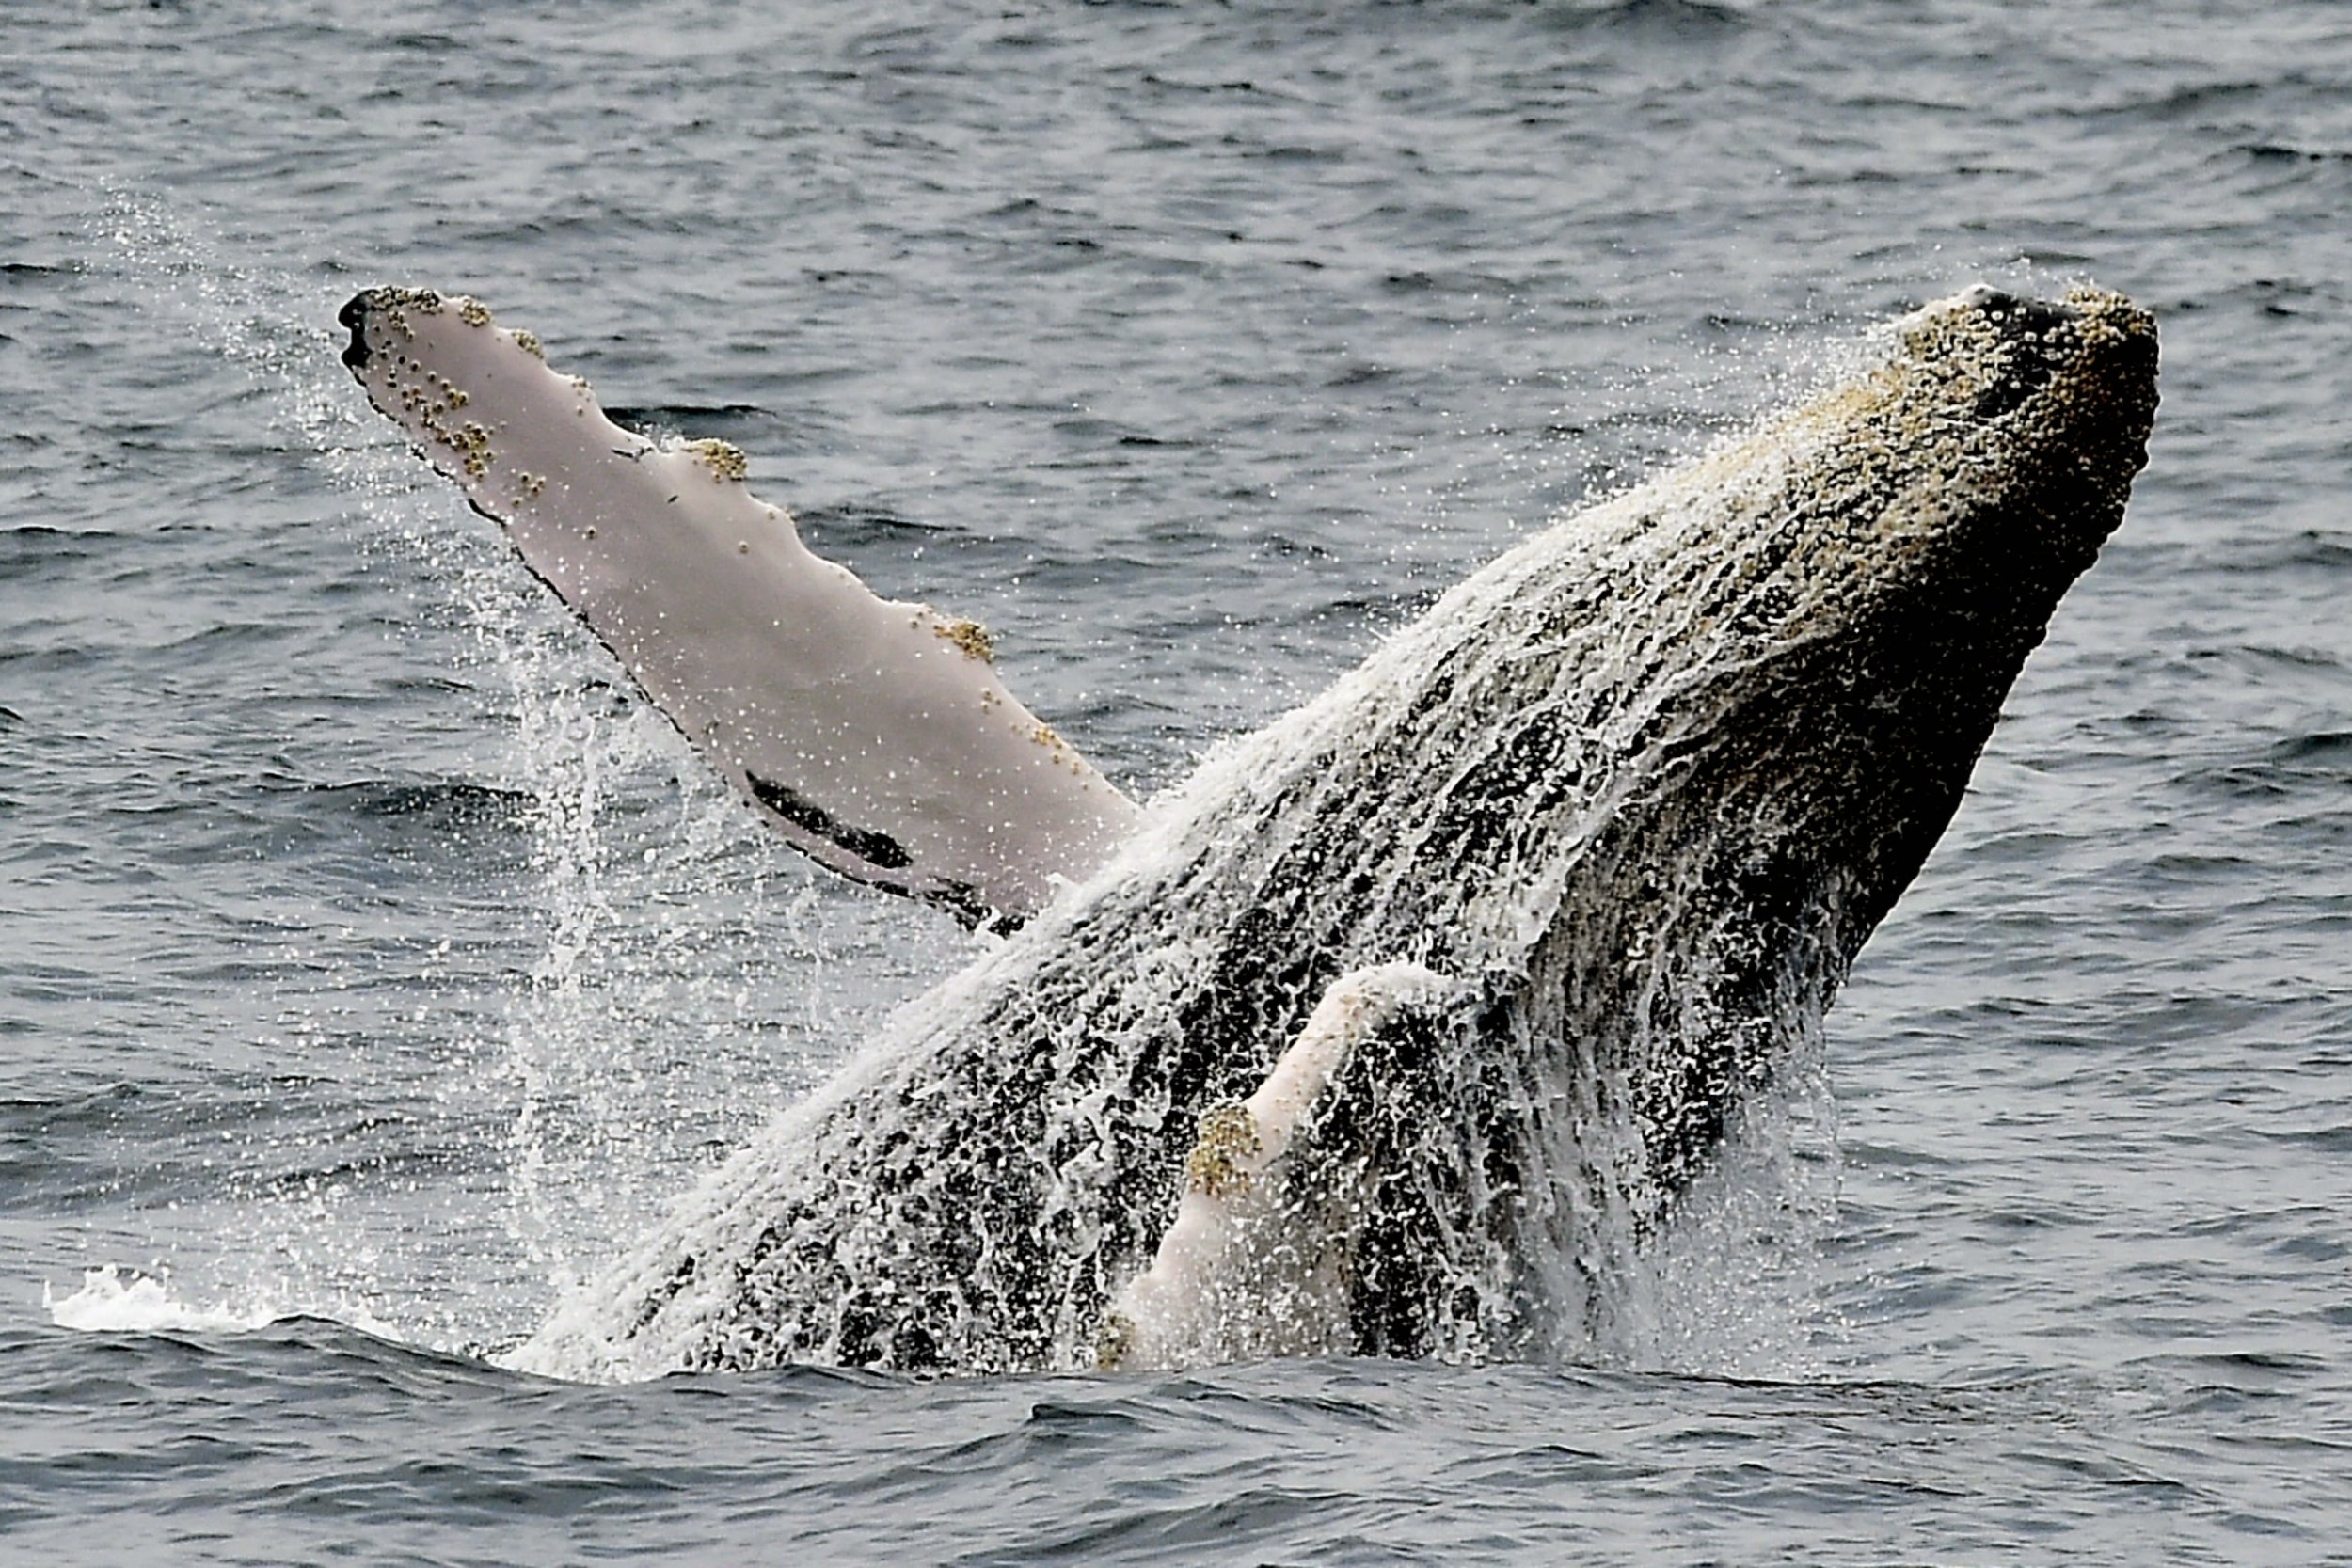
[3,1,2347,1561]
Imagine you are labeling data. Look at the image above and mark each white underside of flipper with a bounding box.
[1100,962,1460,1371]
[339,288,1142,924]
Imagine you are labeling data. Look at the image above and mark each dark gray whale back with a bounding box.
[521,286,2158,1379]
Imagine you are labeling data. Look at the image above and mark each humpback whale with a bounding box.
[339,283,2157,1378]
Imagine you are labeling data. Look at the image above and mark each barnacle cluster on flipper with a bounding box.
[685,437,749,482]
[1184,1101,1263,1197]
[933,617,995,663]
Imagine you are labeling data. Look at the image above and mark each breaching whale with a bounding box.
[339,283,2157,1378]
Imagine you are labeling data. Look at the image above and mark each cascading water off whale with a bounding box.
[338,283,2157,1379]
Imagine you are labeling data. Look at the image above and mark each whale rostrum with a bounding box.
[342,283,2156,1377]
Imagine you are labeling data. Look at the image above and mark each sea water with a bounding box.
[3,2,2347,1561]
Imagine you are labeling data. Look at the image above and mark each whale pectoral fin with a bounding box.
[338,288,1143,925]
[1097,962,1465,1371]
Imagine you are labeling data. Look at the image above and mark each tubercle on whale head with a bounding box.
[1880,282,2158,507]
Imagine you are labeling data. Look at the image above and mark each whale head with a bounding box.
[1457,282,2161,1201]
[1664,283,2159,952]
[1644,282,2160,934]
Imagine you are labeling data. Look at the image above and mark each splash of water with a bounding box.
[79,193,872,1350]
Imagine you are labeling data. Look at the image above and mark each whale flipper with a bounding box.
[338,289,1141,925]
[1099,962,1468,1370]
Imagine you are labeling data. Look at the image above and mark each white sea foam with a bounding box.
[43,1264,410,1343]
[45,1266,278,1335]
